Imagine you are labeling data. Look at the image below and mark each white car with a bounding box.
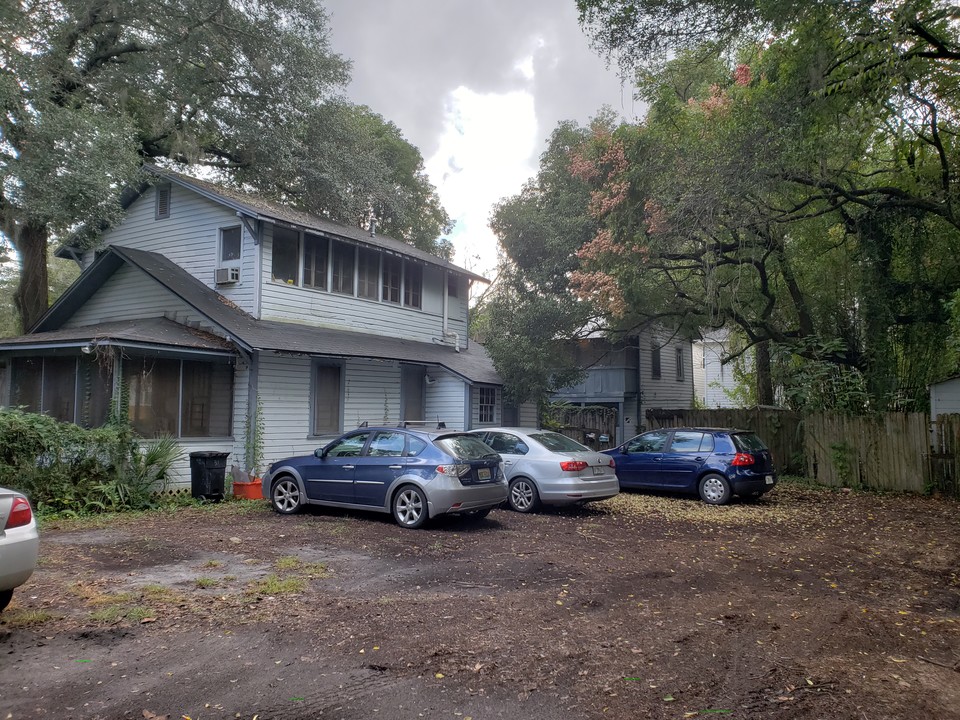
[0,488,39,612]
[470,428,619,512]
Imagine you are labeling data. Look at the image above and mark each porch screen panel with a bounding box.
[313,365,341,434]
[10,357,42,412]
[42,357,77,422]
[331,242,355,295]
[181,361,233,437]
[127,357,180,437]
[303,234,328,290]
[357,248,379,300]
[78,355,113,428]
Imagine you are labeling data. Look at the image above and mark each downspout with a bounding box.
[442,271,460,352]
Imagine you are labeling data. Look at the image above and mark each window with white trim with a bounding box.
[478,387,497,424]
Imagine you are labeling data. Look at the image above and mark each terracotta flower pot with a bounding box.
[233,477,262,500]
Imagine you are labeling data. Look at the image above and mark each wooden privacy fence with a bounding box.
[929,414,960,496]
[545,406,618,450]
[646,407,804,474]
[804,412,930,493]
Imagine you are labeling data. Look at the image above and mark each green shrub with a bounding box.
[0,409,182,513]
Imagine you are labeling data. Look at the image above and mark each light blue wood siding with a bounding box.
[518,402,538,427]
[258,223,468,343]
[63,266,210,328]
[257,354,316,465]
[425,372,468,430]
[94,184,259,315]
[343,358,402,428]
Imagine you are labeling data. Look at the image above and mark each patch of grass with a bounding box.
[274,555,302,571]
[2,609,59,628]
[195,577,219,589]
[90,606,124,623]
[247,574,306,596]
[140,585,179,602]
[126,606,154,622]
[202,559,224,569]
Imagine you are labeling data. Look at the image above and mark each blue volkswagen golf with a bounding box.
[263,427,507,529]
[602,427,777,504]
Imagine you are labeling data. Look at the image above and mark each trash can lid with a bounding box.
[189,451,231,458]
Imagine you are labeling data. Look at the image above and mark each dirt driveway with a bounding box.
[1,482,958,720]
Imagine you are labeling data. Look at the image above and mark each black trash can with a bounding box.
[189,451,230,501]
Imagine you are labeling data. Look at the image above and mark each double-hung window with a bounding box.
[477,387,497,424]
[303,234,328,290]
[676,347,685,381]
[313,363,342,435]
[650,342,662,380]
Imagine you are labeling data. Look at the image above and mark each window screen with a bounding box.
[313,364,342,434]
[272,226,300,284]
[303,234,328,290]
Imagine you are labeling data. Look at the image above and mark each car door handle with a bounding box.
[504,460,514,465]
[343,465,355,470]
[388,465,402,470]
[653,458,661,462]
[694,457,704,462]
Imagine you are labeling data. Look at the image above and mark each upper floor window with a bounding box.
[155,184,171,219]
[272,226,299,284]
[268,222,428,311]
[676,347,685,381]
[357,248,379,300]
[331,241,355,295]
[448,275,459,298]
[220,227,241,264]
[303,234,328,290]
[651,342,662,380]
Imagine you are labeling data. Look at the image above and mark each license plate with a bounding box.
[478,468,491,481]
[592,466,605,476]
[765,475,774,485]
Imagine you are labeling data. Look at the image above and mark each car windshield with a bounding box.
[435,435,499,460]
[732,432,768,452]
[529,432,590,453]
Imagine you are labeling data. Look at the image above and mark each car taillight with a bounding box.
[731,453,755,467]
[608,457,616,468]
[560,460,588,472]
[437,464,471,477]
[5,495,32,529]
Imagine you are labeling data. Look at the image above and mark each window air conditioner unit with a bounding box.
[216,267,240,284]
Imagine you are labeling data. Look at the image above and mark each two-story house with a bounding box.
[0,169,518,489]
[552,329,694,444]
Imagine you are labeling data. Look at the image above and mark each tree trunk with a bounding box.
[11,222,50,333]
[755,340,774,406]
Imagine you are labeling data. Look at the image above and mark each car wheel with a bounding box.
[271,477,303,514]
[508,477,540,513]
[393,485,428,529]
[0,589,12,613]
[462,508,491,520]
[699,474,732,505]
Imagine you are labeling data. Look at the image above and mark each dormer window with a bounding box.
[155,184,171,220]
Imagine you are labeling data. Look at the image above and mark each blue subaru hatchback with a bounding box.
[602,427,777,504]
[263,427,507,528]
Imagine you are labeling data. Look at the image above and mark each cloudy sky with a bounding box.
[322,0,639,279]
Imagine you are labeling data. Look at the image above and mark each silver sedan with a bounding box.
[0,488,39,612]
[470,428,619,512]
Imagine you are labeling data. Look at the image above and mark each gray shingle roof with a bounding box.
[0,317,234,352]
[26,247,501,385]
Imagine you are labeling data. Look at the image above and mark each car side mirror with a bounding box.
[315,447,327,459]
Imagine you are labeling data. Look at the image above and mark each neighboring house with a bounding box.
[693,328,749,408]
[0,169,522,489]
[930,376,960,421]
[552,328,694,444]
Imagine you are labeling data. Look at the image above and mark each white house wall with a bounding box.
[257,354,316,465]
[931,378,960,421]
[95,184,258,315]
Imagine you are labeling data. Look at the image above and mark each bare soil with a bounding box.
[1,482,959,720]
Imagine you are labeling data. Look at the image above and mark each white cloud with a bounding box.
[425,87,538,279]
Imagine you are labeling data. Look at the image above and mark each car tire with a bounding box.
[699,474,732,505]
[0,589,12,613]
[393,485,428,529]
[271,476,304,514]
[508,477,540,513]
[462,508,491,520]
